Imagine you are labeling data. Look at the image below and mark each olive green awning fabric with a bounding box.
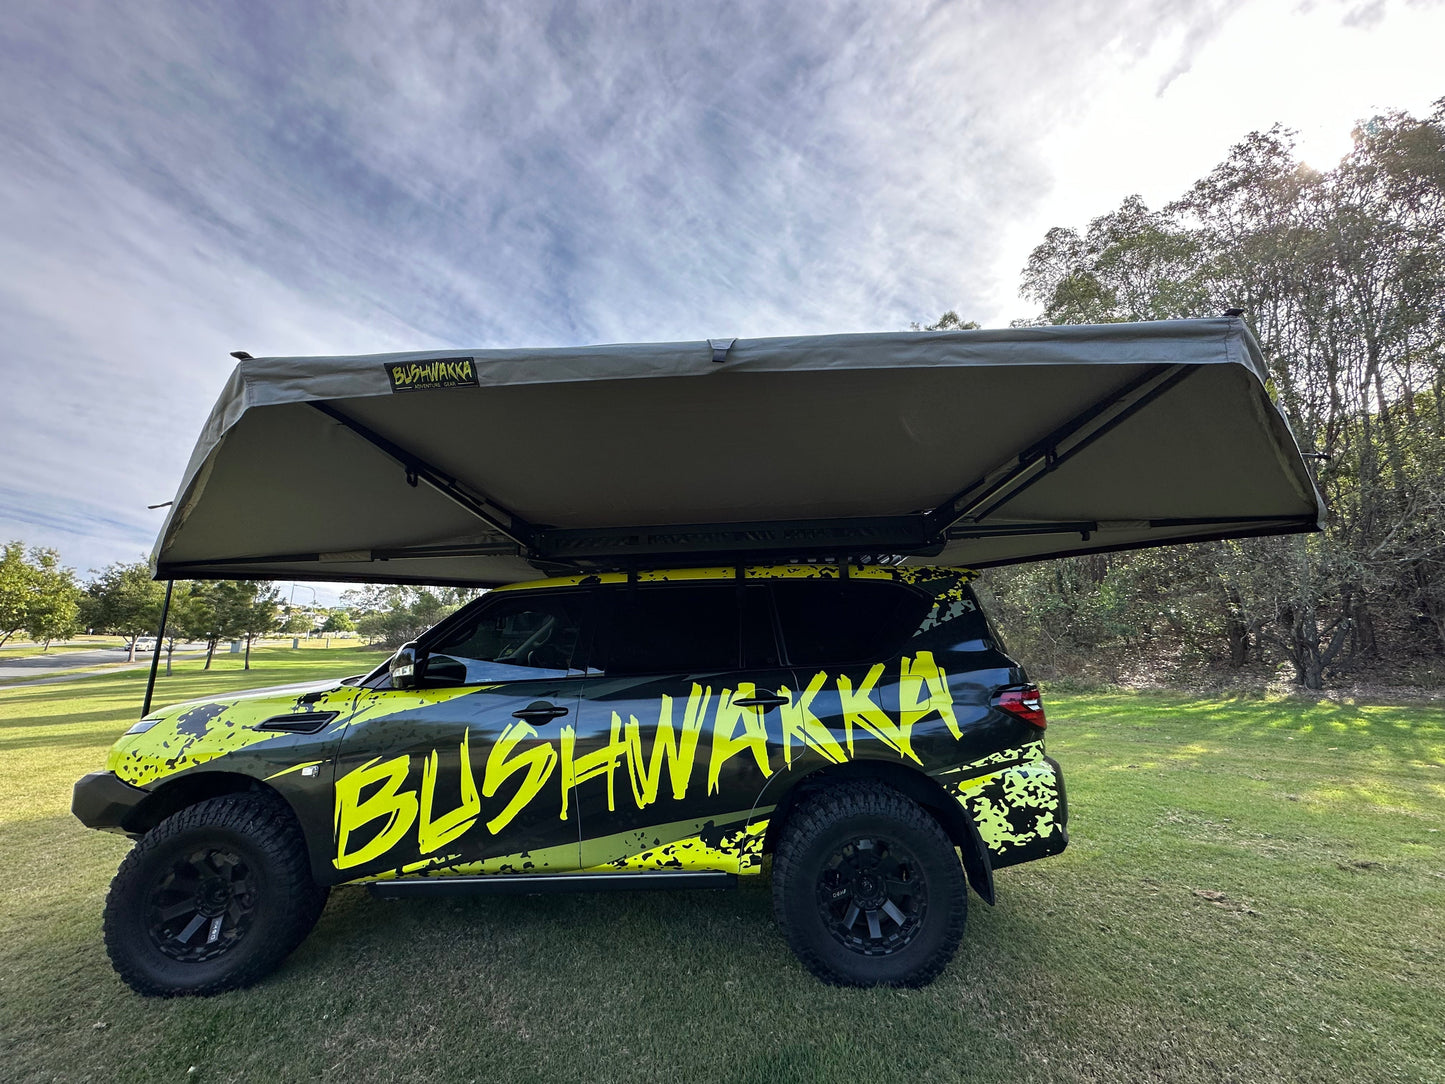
[150,317,1325,586]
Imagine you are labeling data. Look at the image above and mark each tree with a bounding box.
[22,548,81,649]
[173,582,240,670]
[0,541,33,648]
[910,311,981,331]
[280,608,312,636]
[233,582,281,669]
[159,586,208,675]
[83,562,165,661]
[322,610,354,634]
[173,581,280,670]
[343,585,479,648]
[1001,102,1445,689]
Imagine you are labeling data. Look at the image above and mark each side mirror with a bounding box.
[390,642,422,689]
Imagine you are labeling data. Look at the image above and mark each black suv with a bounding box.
[73,564,1066,994]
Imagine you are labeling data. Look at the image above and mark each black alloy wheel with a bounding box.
[146,845,260,963]
[773,781,966,987]
[104,791,328,997]
[815,834,926,956]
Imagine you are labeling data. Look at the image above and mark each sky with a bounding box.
[1,0,1441,606]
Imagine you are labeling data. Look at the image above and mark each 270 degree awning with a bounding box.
[150,316,1326,586]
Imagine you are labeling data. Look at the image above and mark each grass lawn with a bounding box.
[2,651,1442,1083]
[0,638,124,657]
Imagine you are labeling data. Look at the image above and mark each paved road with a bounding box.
[0,646,209,688]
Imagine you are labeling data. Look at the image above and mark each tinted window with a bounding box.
[911,581,997,655]
[740,585,781,668]
[592,584,749,674]
[772,581,931,666]
[423,593,589,684]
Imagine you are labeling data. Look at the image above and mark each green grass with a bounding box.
[2,657,1443,1083]
[0,637,123,657]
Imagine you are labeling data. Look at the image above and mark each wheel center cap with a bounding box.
[198,879,231,916]
[853,873,884,907]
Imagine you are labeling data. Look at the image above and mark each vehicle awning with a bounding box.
[150,316,1326,586]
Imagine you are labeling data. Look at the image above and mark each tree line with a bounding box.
[969,101,1445,690]
[0,550,354,670]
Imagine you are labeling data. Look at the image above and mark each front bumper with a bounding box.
[72,771,149,835]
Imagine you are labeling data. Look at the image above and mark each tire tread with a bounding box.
[103,790,326,997]
[772,781,965,987]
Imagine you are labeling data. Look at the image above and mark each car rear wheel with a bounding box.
[772,781,966,987]
[103,791,328,996]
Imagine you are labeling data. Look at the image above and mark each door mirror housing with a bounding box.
[390,642,422,689]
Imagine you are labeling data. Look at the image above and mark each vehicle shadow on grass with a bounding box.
[273,875,1076,1083]
[11,851,1354,1084]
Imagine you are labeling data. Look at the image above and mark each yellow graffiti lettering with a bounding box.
[625,684,711,806]
[707,683,774,795]
[560,712,630,818]
[391,358,475,386]
[334,755,418,870]
[417,728,482,854]
[482,722,559,835]
[778,671,847,767]
[900,651,961,740]
[838,663,922,765]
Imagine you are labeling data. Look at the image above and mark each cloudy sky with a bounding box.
[1,0,1441,603]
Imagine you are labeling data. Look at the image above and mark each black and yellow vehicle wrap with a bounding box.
[75,565,1066,891]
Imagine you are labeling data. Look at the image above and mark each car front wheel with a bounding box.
[772,781,966,987]
[103,791,328,996]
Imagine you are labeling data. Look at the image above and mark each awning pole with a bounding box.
[140,580,174,719]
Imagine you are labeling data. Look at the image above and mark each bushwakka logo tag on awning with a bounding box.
[384,357,480,392]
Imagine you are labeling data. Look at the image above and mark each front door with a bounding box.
[329,590,592,882]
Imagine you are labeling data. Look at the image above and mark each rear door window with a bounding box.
[771,580,931,666]
[591,583,775,675]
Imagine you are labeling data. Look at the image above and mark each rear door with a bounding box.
[768,578,944,769]
[330,590,592,882]
[568,581,791,872]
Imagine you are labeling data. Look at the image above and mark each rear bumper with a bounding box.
[946,753,1069,870]
[72,771,148,836]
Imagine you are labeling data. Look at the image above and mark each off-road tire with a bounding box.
[772,781,966,987]
[103,791,328,996]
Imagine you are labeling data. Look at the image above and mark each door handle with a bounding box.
[512,701,570,722]
[732,692,789,710]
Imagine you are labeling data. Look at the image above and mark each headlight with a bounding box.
[124,717,163,736]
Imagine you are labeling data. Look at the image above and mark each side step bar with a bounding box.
[367,870,737,898]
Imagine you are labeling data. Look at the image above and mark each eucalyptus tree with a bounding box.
[1000,103,1445,687]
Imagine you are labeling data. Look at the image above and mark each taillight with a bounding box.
[993,684,1047,729]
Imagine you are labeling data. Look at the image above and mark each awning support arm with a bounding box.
[926,364,1196,535]
[140,579,173,719]
[942,513,1319,542]
[310,401,539,551]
